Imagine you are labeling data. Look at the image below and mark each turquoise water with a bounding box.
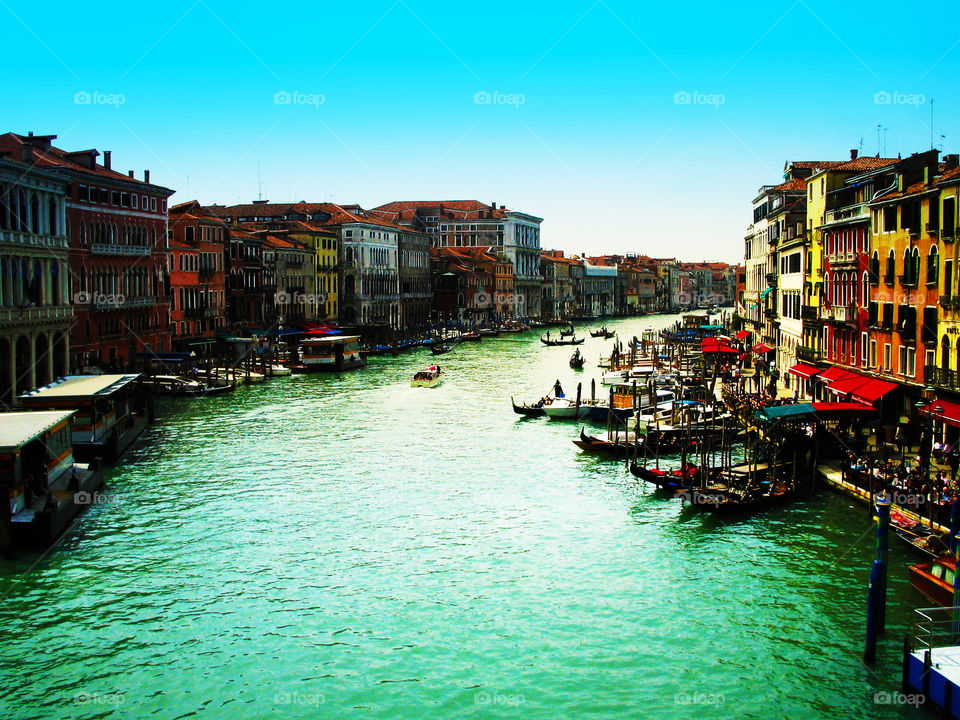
[0,314,929,719]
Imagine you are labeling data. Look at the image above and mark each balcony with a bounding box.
[199,266,215,280]
[899,273,919,288]
[826,304,857,324]
[801,305,819,321]
[927,365,960,392]
[765,273,777,286]
[926,221,940,236]
[764,307,778,320]
[93,295,157,311]
[0,229,69,250]
[941,295,953,309]
[796,345,821,363]
[90,243,152,256]
[0,304,74,326]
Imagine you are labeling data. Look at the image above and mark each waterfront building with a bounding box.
[261,234,315,327]
[397,228,431,332]
[372,200,543,318]
[930,159,960,404]
[0,148,73,403]
[167,201,228,351]
[225,227,266,330]
[768,177,809,382]
[0,132,174,373]
[864,151,942,412]
[581,262,616,316]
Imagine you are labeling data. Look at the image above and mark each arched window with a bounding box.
[886,250,895,284]
[869,251,880,284]
[925,246,936,285]
[48,196,58,235]
[943,336,951,372]
[862,271,869,306]
[30,193,40,234]
[841,272,849,305]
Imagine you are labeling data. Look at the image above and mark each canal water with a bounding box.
[0,314,929,719]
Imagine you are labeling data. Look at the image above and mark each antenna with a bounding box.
[931,98,935,150]
[876,124,882,156]
[858,137,864,156]
[257,160,263,201]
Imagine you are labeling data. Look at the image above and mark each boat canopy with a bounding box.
[754,402,877,423]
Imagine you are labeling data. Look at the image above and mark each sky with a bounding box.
[3,0,959,263]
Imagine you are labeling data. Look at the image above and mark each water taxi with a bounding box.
[293,335,365,372]
[412,366,444,388]
[909,557,956,606]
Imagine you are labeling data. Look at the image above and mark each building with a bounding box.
[581,262,616,316]
[0,132,174,372]
[167,201,228,351]
[371,200,543,318]
[261,233,315,326]
[0,149,73,402]
[397,229,431,332]
[225,227,266,330]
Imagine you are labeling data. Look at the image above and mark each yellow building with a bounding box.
[290,225,338,321]
[934,158,960,380]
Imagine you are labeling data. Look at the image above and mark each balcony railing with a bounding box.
[899,273,919,288]
[0,304,74,325]
[801,305,819,321]
[0,230,69,250]
[827,304,857,323]
[796,345,821,363]
[941,295,953,309]
[90,243,152,256]
[926,365,960,392]
[93,295,157,310]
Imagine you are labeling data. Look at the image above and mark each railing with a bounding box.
[941,295,953,309]
[899,273,919,288]
[796,345,821,362]
[909,606,960,654]
[764,307,778,319]
[926,365,960,391]
[0,230,69,250]
[827,304,856,323]
[0,305,74,325]
[766,273,777,286]
[926,221,939,236]
[90,243,152,256]
[199,266,215,280]
[93,296,157,310]
[801,305,819,321]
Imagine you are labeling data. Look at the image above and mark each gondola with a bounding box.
[431,344,454,355]
[569,350,585,369]
[590,328,615,339]
[511,396,546,417]
[559,327,576,337]
[890,507,950,560]
[629,458,697,490]
[573,427,635,456]
[541,336,585,346]
[460,332,481,342]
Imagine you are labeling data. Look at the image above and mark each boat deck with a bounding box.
[905,646,960,718]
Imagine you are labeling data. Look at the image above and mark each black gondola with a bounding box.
[590,328,615,339]
[511,396,546,417]
[431,344,454,355]
[570,350,585,369]
[541,336,585,346]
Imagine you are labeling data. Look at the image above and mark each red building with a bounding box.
[0,132,174,371]
[167,201,228,350]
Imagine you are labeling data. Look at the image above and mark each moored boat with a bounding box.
[141,375,233,396]
[411,365,444,388]
[294,335,366,372]
[909,556,956,606]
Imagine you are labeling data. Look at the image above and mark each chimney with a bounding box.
[491,201,496,210]
[144,169,150,183]
[128,170,134,178]
[945,154,959,170]
[103,150,111,170]
[850,149,858,161]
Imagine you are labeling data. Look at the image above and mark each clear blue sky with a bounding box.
[4,0,958,263]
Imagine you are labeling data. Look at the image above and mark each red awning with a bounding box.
[753,343,774,354]
[817,366,853,383]
[788,363,822,379]
[735,330,751,340]
[702,346,740,355]
[851,378,898,405]
[810,401,879,419]
[921,398,960,428]
[826,375,872,397]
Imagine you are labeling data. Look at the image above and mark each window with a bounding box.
[150,197,157,211]
[131,194,138,209]
[922,306,938,345]
[944,197,956,238]
[885,250,895,285]
[883,206,896,233]
[869,339,877,368]
[884,343,892,371]
[946,259,954,295]
[927,246,939,285]
[861,332,868,364]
